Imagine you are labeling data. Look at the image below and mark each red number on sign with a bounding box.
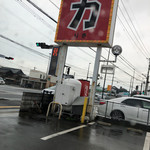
[53,48,58,56]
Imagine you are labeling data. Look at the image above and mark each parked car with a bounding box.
[133,95,150,101]
[0,77,5,85]
[97,97,150,126]
[42,85,56,94]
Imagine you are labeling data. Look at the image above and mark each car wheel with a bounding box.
[110,110,124,121]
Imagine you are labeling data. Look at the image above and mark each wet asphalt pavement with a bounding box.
[0,85,149,150]
[0,110,148,150]
[0,85,41,101]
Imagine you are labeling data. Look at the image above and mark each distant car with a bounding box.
[97,97,150,126]
[42,86,56,94]
[95,93,114,101]
[0,77,5,85]
[133,95,150,101]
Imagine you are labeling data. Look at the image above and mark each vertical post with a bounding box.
[110,66,115,95]
[88,46,102,120]
[129,76,132,95]
[56,45,68,84]
[140,81,143,94]
[131,69,135,93]
[145,58,150,95]
[81,97,88,123]
[46,53,51,77]
[53,45,68,102]
[111,66,115,88]
[86,63,91,80]
[102,48,111,99]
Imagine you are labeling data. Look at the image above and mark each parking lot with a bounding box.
[0,109,149,150]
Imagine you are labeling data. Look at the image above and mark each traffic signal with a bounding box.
[5,57,14,60]
[36,42,44,47]
[36,43,52,49]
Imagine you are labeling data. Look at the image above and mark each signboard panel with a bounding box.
[55,0,119,47]
[101,65,115,74]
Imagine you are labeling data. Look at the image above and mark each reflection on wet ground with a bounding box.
[0,110,147,150]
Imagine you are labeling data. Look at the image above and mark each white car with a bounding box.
[0,77,5,85]
[97,97,150,126]
[42,86,56,94]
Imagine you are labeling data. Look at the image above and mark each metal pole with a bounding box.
[131,69,135,93]
[46,53,51,77]
[102,48,111,99]
[129,77,132,95]
[145,58,150,95]
[140,82,143,94]
[110,66,115,95]
[86,63,91,80]
[111,66,115,87]
[89,46,102,120]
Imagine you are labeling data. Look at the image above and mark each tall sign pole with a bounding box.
[56,45,68,84]
[89,46,102,119]
[145,58,150,95]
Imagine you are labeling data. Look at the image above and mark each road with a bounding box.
[0,110,149,150]
[0,85,41,101]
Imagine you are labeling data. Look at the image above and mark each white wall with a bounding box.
[29,69,46,80]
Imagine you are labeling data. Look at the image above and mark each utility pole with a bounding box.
[86,63,91,80]
[111,66,115,88]
[145,58,150,95]
[102,49,111,99]
[131,69,135,93]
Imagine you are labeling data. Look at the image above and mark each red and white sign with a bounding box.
[55,0,119,47]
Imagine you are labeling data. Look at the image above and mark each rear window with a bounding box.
[143,101,150,109]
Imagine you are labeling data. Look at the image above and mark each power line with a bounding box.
[48,0,59,9]
[120,0,150,56]
[15,0,55,31]
[3,6,53,42]
[26,0,57,23]
[117,16,147,58]
[118,7,148,57]
[0,34,49,59]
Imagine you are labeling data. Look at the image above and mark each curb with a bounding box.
[127,128,143,134]
[0,106,20,109]
[97,121,111,127]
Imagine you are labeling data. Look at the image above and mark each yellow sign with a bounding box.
[107,85,112,91]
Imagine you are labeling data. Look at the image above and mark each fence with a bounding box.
[96,101,150,126]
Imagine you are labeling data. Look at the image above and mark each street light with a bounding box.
[86,63,91,80]
[101,45,122,99]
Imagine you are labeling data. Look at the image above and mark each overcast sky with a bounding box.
[0,0,150,90]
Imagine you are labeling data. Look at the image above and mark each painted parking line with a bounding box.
[0,106,20,109]
[143,132,150,150]
[41,122,95,141]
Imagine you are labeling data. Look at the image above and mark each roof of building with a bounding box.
[0,67,25,75]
